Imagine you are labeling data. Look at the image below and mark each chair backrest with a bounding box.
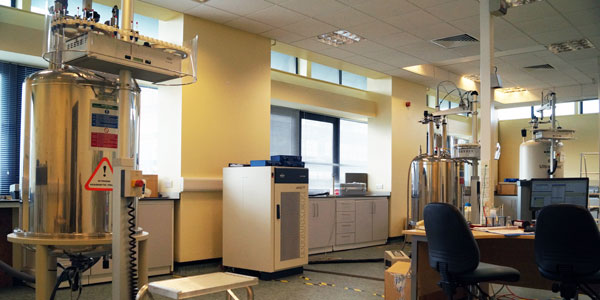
[424,203,480,275]
[535,204,600,279]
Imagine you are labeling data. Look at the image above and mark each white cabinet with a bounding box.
[355,201,373,243]
[372,198,389,241]
[308,199,335,254]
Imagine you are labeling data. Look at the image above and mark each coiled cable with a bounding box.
[127,199,138,300]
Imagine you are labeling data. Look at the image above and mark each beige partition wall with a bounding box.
[177,15,271,262]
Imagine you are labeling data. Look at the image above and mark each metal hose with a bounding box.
[127,200,138,300]
[0,259,35,283]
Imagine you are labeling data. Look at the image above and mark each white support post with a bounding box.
[479,0,495,221]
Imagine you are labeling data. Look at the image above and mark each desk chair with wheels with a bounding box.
[535,204,600,300]
[424,203,520,300]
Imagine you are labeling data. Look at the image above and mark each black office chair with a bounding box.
[535,204,600,300]
[424,203,520,300]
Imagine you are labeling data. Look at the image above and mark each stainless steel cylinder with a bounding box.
[408,154,464,227]
[20,67,140,241]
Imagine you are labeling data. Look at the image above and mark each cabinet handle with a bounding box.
[277,204,280,219]
[317,203,319,218]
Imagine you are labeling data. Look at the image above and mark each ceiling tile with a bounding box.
[362,49,425,68]
[375,32,423,50]
[279,0,347,17]
[502,1,557,23]
[495,36,539,51]
[577,23,600,37]
[314,7,376,29]
[291,38,332,52]
[546,0,600,13]
[529,28,582,45]
[141,0,199,12]
[410,22,463,41]
[407,0,457,9]
[494,18,525,41]
[517,16,571,36]
[562,68,594,84]
[186,5,239,24]
[262,29,305,43]
[340,40,391,55]
[383,10,442,32]
[342,55,398,72]
[501,52,547,68]
[450,44,480,57]
[225,17,274,34]
[246,5,306,27]
[426,0,479,22]
[265,0,288,3]
[206,0,274,16]
[448,15,480,39]
[563,7,600,27]
[351,0,420,19]
[316,47,356,59]
[442,61,480,75]
[396,41,461,62]
[281,18,337,38]
[345,21,401,41]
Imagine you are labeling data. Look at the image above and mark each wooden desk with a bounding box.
[404,229,552,300]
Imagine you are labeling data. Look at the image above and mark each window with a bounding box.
[341,71,367,90]
[270,106,369,191]
[534,102,576,118]
[138,87,159,174]
[339,119,368,181]
[0,0,12,7]
[311,62,339,84]
[270,106,299,156]
[0,62,41,195]
[582,99,599,114]
[271,51,297,74]
[301,113,338,191]
[497,106,532,121]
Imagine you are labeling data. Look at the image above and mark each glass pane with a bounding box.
[311,62,339,84]
[0,0,11,7]
[139,87,159,174]
[301,119,333,163]
[341,71,367,90]
[340,119,367,166]
[554,102,575,116]
[271,51,296,73]
[497,106,532,120]
[305,163,333,191]
[427,95,436,109]
[270,106,299,156]
[582,99,599,114]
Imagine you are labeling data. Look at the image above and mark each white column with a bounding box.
[479,0,496,219]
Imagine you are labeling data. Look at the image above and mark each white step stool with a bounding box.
[137,272,258,300]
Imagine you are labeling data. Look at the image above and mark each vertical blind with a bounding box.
[0,62,41,195]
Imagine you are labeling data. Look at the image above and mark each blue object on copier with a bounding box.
[250,160,282,167]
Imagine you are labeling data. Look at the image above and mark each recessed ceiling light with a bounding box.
[500,87,526,93]
[547,39,595,54]
[506,0,543,7]
[317,30,362,47]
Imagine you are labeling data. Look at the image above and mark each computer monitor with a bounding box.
[530,178,589,210]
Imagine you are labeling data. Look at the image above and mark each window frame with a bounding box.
[299,111,340,183]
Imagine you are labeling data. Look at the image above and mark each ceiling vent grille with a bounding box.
[431,34,479,49]
[524,64,554,70]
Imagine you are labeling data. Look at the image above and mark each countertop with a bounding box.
[0,200,20,208]
[309,192,390,199]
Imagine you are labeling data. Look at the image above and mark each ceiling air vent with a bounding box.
[524,64,554,70]
[431,34,479,49]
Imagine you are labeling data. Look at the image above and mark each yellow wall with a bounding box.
[498,114,600,186]
[176,15,271,262]
[0,7,45,60]
[390,77,429,237]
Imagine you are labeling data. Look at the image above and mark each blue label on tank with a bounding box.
[91,114,118,128]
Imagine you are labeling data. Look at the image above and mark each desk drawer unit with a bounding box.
[336,211,355,223]
[336,200,355,212]
[336,233,355,245]
[336,222,355,234]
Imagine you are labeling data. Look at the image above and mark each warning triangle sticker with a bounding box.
[85,157,114,191]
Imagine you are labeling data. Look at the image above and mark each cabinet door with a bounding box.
[308,199,335,249]
[355,200,373,243]
[372,198,389,241]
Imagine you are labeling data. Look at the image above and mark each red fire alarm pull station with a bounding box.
[406,101,411,107]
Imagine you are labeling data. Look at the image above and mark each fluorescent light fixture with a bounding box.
[547,39,595,54]
[499,87,527,93]
[317,30,362,47]
[506,0,542,7]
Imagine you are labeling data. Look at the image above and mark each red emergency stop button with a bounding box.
[132,179,144,187]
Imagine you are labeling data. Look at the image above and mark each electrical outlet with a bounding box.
[165,180,173,188]
[376,184,384,190]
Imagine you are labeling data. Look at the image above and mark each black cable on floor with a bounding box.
[303,268,384,282]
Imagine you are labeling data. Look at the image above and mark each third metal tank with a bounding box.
[408,154,464,227]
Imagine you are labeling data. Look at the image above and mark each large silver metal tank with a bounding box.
[19,67,140,247]
[519,139,563,180]
[408,154,464,227]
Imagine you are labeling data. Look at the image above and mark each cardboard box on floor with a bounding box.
[385,261,411,300]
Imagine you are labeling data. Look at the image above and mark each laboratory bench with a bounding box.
[308,194,390,254]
